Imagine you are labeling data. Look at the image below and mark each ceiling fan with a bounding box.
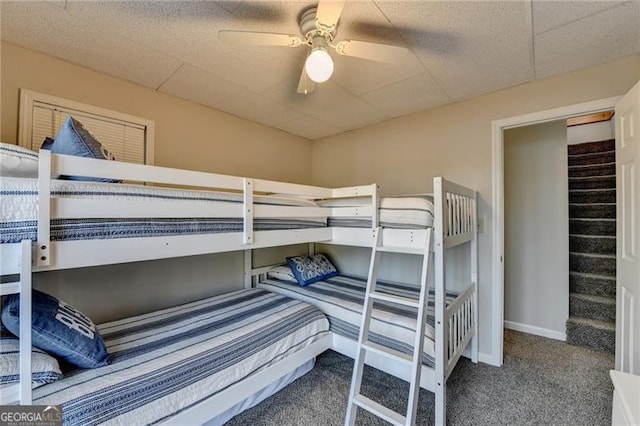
[218,0,408,95]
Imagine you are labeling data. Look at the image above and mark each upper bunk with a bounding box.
[0,149,477,275]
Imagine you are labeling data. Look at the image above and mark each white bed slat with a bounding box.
[0,282,20,296]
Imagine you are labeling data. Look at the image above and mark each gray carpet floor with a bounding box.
[226,329,614,425]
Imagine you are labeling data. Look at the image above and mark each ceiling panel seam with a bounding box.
[534,1,631,37]
[156,63,186,91]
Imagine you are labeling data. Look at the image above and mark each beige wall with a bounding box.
[312,54,640,360]
[504,120,568,338]
[0,42,311,322]
[1,41,311,183]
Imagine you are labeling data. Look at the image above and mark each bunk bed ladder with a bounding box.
[0,240,33,405]
[345,226,433,426]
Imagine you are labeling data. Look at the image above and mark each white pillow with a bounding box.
[267,265,297,283]
[0,142,39,178]
[0,327,62,386]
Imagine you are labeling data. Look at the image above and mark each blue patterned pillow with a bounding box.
[0,326,62,385]
[42,116,121,183]
[286,254,338,287]
[1,290,110,369]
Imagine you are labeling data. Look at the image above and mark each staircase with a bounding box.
[566,139,616,354]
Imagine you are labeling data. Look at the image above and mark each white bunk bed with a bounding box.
[1,149,477,425]
[253,178,478,425]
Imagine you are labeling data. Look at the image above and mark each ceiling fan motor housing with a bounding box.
[299,7,335,41]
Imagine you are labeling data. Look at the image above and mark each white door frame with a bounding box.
[490,96,621,366]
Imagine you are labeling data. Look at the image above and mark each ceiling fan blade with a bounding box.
[316,0,346,30]
[297,62,315,95]
[218,30,303,47]
[334,40,408,64]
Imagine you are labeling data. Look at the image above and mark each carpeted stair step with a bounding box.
[570,272,616,298]
[569,189,616,204]
[568,175,616,190]
[567,139,615,155]
[569,219,615,236]
[566,316,615,354]
[568,163,615,178]
[569,203,616,219]
[568,150,615,167]
[569,252,616,276]
[569,235,616,255]
[569,292,616,322]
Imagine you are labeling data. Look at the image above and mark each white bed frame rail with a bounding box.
[0,150,379,274]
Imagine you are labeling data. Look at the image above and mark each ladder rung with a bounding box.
[375,246,424,255]
[362,341,413,365]
[353,394,406,426]
[0,282,21,296]
[370,291,420,308]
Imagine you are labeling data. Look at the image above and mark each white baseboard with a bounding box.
[504,320,566,341]
[478,352,500,366]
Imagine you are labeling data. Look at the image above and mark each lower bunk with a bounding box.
[256,272,477,391]
[2,288,332,425]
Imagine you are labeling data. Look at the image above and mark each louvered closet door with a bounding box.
[30,103,146,164]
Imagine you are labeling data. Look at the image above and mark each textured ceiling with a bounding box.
[2,1,639,140]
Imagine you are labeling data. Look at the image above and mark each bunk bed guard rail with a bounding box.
[33,150,379,269]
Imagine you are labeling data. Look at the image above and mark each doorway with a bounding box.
[490,96,621,366]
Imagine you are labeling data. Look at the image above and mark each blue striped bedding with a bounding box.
[318,196,435,229]
[257,275,458,368]
[0,177,326,244]
[29,288,330,425]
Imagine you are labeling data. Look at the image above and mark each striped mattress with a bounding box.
[0,177,326,243]
[257,274,458,367]
[318,196,434,229]
[29,288,330,425]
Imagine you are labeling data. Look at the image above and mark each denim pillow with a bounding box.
[286,254,338,287]
[0,326,62,385]
[1,290,110,369]
[43,116,121,183]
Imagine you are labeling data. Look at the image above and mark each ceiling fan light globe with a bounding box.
[305,48,334,83]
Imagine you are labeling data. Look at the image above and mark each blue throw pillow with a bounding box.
[1,290,110,369]
[286,254,338,287]
[43,116,121,183]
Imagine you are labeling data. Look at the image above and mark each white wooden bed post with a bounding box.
[243,250,252,289]
[242,178,254,245]
[433,177,447,426]
[37,150,51,267]
[471,191,479,362]
[19,240,33,404]
[0,240,35,405]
